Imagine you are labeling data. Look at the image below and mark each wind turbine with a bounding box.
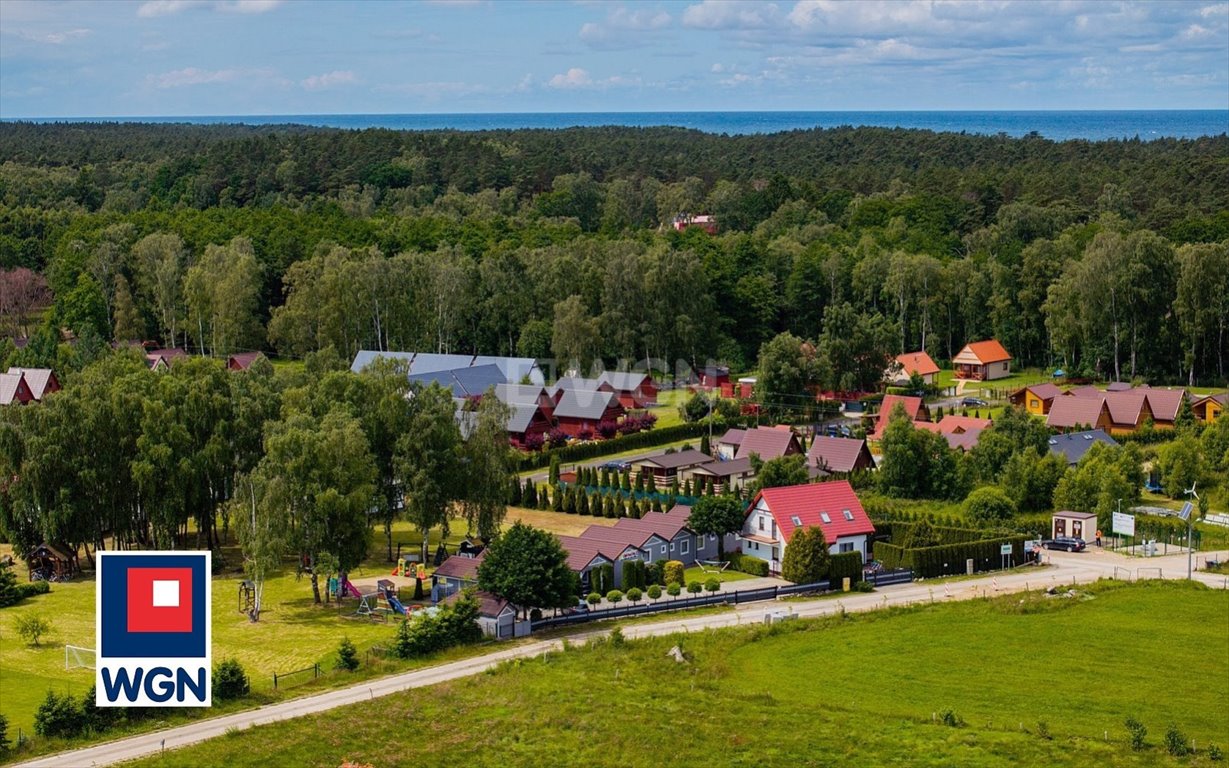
[1182,482,1199,579]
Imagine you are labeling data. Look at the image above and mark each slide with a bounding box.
[341,579,362,599]
[386,593,408,615]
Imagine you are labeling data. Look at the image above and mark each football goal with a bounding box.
[65,644,96,671]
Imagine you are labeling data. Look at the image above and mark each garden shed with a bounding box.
[1051,511,1097,542]
[26,542,79,581]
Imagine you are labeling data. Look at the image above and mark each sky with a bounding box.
[1,0,1226,117]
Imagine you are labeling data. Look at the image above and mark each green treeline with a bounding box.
[1,122,1227,381]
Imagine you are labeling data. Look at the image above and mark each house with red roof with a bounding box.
[146,348,187,371]
[226,352,266,371]
[952,339,1013,381]
[872,394,930,439]
[738,480,875,576]
[887,351,940,386]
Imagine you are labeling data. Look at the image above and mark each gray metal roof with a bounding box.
[350,350,543,385]
[1047,429,1119,465]
[554,388,618,420]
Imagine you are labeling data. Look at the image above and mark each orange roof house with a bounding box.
[887,351,940,385]
[952,340,1012,381]
[872,394,929,439]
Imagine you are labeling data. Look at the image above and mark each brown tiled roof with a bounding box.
[806,436,869,474]
[936,415,992,434]
[1142,388,1185,422]
[735,426,800,461]
[1047,395,1109,429]
[632,449,712,471]
[717,428,746,446]
[433,552,484,580]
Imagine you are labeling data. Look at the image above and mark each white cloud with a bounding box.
[682,1,781,30]
[147,66,282,89]
[10,27,91,44]
[579,6,671,49]
[301,70,357,90]
[137,0,283,17]
[548,67,593,89]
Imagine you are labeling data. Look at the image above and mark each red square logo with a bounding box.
[127,567,193,633]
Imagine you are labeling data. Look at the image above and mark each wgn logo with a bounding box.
[96,551,211,707]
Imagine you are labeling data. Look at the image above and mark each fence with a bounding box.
[529,569,913,631]
[273,662,320,690]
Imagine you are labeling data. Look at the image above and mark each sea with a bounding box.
[9,110,1228,142]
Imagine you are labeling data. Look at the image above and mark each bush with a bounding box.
[686,580,702,594]
[626,587,642,603]
[212,658,250,700]
[664,560,685,586]
[1208,743,1223,761]
[704,577,720,593]
[647,584,662,599]
[1035,720,1052,740]
[393,593,482,659]
[645,560,664,586]
[1164,724,1189,757]
[586,592,601,606]
[939,709,964,728]
[606,589,623,605]
[781,526,830,584]
[0,711,9,751]
[16,614,51,646]
[80,684,120,734]
[621,560,646,591]
[723,553,769,577]
[34,690,84,739]
[666,582,681,597]
[828,552,863,586]
[609,626,625,647]
[591,563,615,595]
[1125,717,1147,751]
[335,637,359,672]
[962,486,1017,525]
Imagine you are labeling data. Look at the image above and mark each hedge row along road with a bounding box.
[17,547,1228,768]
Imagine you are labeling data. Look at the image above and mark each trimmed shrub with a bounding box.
[606,590,623,605]
[591,564,615,595]
[647,584,662,600]
[828,552,863,586]
[781,526,830,584]
[212,658,250,700]
[666,582,682,597]
[686,580,702,594]
[621,560,647,591]
[704,577,720,593]
[626,587,642,603]
[872,535,1028,578]
[335,637,360,672]
[586,592,601,606]
[962,486,1017,525]
[723,553,770,577]
[645,560,665,586]
[664,560,685,586]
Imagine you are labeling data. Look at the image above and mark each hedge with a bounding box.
[515,423,712,471]
[828,552,863,585]
[721,552,769,577]
[590,563,615,595]
[873,536,1029,579]
[621,560,647,590]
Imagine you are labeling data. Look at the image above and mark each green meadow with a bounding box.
[132,580,1227,768]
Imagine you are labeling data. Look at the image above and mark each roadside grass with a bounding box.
[683,565,756,585]
[505,506,617,537]
[130,580,1228,768]
[516,436,701,479]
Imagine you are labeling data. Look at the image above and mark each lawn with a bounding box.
[683,565,756,584]
[128,580,1228,768]
[0,509,609,742]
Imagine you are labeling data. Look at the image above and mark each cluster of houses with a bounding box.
[1009,382,1222,433]
[0,367,60,405]
[886,340,1012,386]
[351,350,662,446]
[432,477,877,635]
[870,394,992,451]
[142,347,267,372]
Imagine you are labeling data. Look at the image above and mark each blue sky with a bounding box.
[1,0,1226,117]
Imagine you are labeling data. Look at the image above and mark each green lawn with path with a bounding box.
[124,580,1227,768]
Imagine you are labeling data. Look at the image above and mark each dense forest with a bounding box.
[1,122,1227,384]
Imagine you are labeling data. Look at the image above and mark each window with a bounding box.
[790,515,802,527]
[1030,399,1039,409]
[681,539,689,555]
[839,542,854,553]
[842,510,853,521]
[670,543,675,551]
[661,545,668,556]
[820,512,831,524]
[758,516,765,531]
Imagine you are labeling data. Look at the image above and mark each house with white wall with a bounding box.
[738,480,875,577]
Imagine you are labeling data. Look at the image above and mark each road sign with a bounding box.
[1000,544,1012,555]
[1112,511,1135,536]
[1178,501,1193,522]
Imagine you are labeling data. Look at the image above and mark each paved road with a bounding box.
[17,548,1227,768]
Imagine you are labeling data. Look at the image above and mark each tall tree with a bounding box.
[687,496,746,557]
[131,233,189,348]
[477,522,579,619]
[396,383,463,563]
[183,237,263,357]
[460,391,514,542]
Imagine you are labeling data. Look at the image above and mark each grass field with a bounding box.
[125,580,1227,768]
[0,508,609,742]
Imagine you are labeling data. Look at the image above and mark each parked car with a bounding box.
[961,396,989,407]
[1041,537,1086,552]
[600,460,631,471]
